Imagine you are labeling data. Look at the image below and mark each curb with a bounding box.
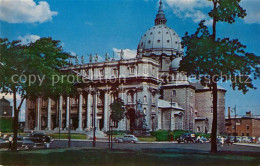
[234,143,260,148]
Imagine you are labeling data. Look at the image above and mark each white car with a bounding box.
[114,135,139,143]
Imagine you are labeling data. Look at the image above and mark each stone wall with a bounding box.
[195,90,226,134]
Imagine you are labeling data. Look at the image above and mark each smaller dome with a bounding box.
[170,57,182,71]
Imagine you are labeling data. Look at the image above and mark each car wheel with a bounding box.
[130,140,135,144]
[116,140,120,143]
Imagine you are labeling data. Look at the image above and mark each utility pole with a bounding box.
[234,105,237,142]
[68,96,71,148]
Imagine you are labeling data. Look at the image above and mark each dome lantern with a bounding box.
[155,0,167,25]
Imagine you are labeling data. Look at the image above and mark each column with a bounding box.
[103,91,109,131]
[170,111,175,130]
[77,92,83,131]
[66,96,70,128]
[36,97,40,130]
[24,100,29,131]
[86,92,93,128]
[157,110,161,130]
[47,98,51,130]
[59,95,63,129]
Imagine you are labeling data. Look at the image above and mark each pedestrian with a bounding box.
[8,135,13,150]
[196,136,201,143]
[220,137,224,147]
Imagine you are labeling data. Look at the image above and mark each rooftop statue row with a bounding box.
[68,49,125,65]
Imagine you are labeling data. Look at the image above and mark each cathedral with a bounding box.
[25,1,226,134]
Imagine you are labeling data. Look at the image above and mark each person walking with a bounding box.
[8,135,13,150]
[220,136,225,147]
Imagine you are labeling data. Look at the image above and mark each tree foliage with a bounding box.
[0,37,76,150]
[179,0,260,153]
[110,98,125,123]
[181,21,260,93]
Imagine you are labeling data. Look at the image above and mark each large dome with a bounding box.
[137,25,182,56]
[137,0,183,56]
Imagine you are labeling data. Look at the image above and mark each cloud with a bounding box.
[70,51,77,57]
[113,48,137,59]
[0,0,57,23]
[165,0,260,25]
[18,35,40,45]
[165,0,212,25]
[241,0,260,24]
[85,21,93,26]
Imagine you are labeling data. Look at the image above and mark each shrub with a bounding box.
[151,130,195,141]
[0,117,13,133]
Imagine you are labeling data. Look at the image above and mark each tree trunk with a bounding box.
[211,81,218,153]
[12,89,18,151]
[210,0,218,153]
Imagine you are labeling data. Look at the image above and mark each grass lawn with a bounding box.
[0,148,259,166]
[48,133,87,139]
[137,136,156,142]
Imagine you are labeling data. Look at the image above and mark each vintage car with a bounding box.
[114,135,139,143]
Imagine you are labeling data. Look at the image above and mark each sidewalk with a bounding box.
[55,139,178,144]
[234,143,260,148]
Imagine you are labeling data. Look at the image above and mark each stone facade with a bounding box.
[24,1,226,134]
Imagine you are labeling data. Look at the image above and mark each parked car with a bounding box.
[26,133,53,144]
[21,137,45,150]
[225,136,234,145]
[177,133,196,143]
[241,136,251,143]
[114,135,139,143]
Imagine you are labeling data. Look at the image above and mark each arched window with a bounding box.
[143,96,147,103]
[127,91,134,103]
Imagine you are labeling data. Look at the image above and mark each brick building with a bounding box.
[226,110,260,137]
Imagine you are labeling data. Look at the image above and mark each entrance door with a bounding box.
[126,109,136,133]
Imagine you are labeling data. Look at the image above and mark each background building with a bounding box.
[0,96,12,117]
[226,110,260,137]
[25,1,226,134]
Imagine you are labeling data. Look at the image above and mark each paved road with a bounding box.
[51,140,260,154]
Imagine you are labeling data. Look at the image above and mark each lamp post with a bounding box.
[231,105,237,142]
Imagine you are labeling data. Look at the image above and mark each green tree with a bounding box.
[110,98,125,125]
[0,37,75,150]
[180,0,260,153]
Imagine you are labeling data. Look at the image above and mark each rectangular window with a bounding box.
[172,90,176,97]
[247,125,250,130]
[113,68,117,77]
[152,67,155,76]
[210,107,213,114]
[242,133,244,136]
[130,67,135,74]
[99,69,104,78]
[246,133,250,136]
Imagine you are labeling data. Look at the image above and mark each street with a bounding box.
[50,140,260,154]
